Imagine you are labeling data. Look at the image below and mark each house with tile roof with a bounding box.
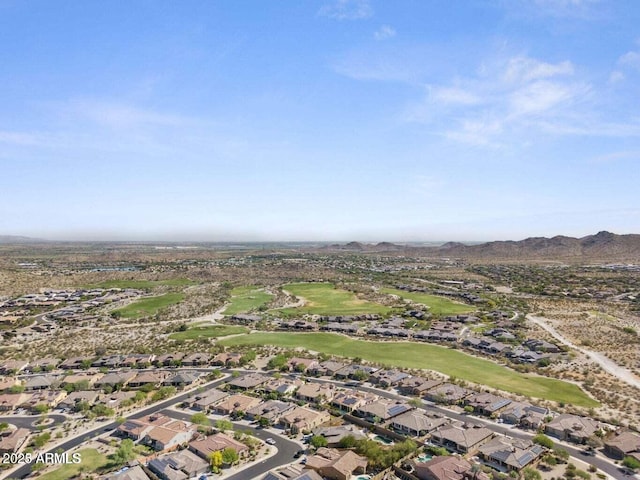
[391,410,450,437]
[413,456,489,480]
[544,414,603,444]
[430,423,494,454]
[188,433,249,460]
[604,430,640,460]
[478,436,545,472]
[279,406,331,434]
[305,447,367,480]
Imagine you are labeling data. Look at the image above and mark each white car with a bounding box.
[265,438,276,445]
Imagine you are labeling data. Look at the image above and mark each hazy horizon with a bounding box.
[1,229,634,245]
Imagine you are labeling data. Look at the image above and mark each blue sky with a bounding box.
[1,0,639,242]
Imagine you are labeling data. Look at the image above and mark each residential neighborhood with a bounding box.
[0,349,632,480]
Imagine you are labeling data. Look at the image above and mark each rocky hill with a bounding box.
[432,231,640,261]
[326,232,640,261]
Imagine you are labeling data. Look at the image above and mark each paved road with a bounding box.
[4,371,625,480]
[162,409,302,480]
[7,376,229,479]
[0,414,67,432]
[302,376,623,480]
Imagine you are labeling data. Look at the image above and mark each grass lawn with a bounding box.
[381,288,476,315]
[278,283,393,316]
[222,286,273,316]
[84,278,197,290]
[219,332,598,407]
[113,293,184,318]
[169,324,249,340]
[38,448,108,480]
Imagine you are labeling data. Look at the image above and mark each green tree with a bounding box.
[134,391,147,403]
[140,383,155,393]
[221,447,239,465]
[338,435,357,449]
[151,386,176,402]
[191,412,211,426]
[258,416,271,428]
[310,435,328,449]
[112,439,136,466]
[91,404,115,417]
[32,432,51,448]
[34,404,49,414]
[623,456,640,470]
[74,400,91,413]
[75,379,90,391]
[215,419,234,432]
[351,370,369,381]
[239,351,256,366]
[532,434,554,449]
[522,467,542,480]
[267,355,287,370]
[554,447,570,463]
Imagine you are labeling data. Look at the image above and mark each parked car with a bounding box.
[294,449,305,458]
[265,438,276,445]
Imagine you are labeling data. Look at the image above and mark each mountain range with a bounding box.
[3,232,640,261]
[327,231,640,261]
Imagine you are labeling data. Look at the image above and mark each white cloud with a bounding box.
[332,54,419,84]
[504,56,574,83]
[618,51,640,70]
[401,54,603,146]
[508,80,577,116]
[63,99,190,129]
[608,70,625,83]
[429,86,483,106]
[374,25,396,40]
[318,0,373,21]
[443,119,504,148]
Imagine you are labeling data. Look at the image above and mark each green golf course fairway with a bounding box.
[279,282,392,316]
[113,293,184,318]
[222,286,273,316]
[219,332,598,407]
[381,287,476,315]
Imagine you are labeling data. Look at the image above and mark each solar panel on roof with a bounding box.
[517,451,536,467]
[492,399,511,410]
[389,405,410,416]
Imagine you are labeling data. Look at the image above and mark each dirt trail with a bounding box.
[527,314,640,390]
[187,305,227,324]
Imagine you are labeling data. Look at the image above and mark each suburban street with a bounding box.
[162,409,302,480]
[4,370,628,480]
[7,376,230,479]
[0,414,66,432]
[303,376,624,480]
